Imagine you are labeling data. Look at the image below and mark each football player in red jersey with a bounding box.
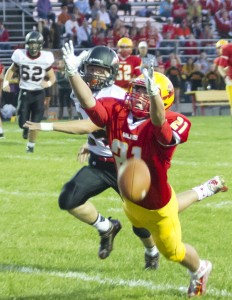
[62,41,213,297]
[3,31,56,152]
[216,41,232,115]
[115,37,142,90]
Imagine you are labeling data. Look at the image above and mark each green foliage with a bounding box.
[0,116,231,299]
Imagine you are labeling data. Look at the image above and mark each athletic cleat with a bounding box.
[188,260,212,298]
[22,128,28,139]
[144,252,160,270]
[207,176,228,193]
[26,146,34,153]
[0,133,5,139]
[98,218,122,259]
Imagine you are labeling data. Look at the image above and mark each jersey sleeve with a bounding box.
[11,49,21,65]
[166,111,191,144]
[134,56,142,76]
[83,98,110,128]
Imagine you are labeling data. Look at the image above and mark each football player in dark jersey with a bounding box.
[3,31,56,152]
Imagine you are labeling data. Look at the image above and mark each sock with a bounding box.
[190,260,206,279]
[27,142,35,148]
[0,127,3,134]
[145,245,159,257]
[192,182,214,200]
[92,214,111,232]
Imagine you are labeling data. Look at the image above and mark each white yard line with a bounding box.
[0,264,231,298]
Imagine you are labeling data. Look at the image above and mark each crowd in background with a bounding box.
[1,0,232,119]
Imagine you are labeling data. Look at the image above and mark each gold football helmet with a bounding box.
[117,37,133,58]
[125,72,174,118]
[215,39,228,49]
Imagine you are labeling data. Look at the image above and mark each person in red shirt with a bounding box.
[217,41,232,114]
[114,37,141,90]
[62,41,213,298]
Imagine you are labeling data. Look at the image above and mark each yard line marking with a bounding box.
[0,189,231,209]
[0,264,231,298]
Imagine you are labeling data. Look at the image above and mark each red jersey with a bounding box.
[85,99,191,210]
[115,55,141,89]
[219,44,232,79]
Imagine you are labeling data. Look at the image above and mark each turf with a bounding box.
[0,116,231,300]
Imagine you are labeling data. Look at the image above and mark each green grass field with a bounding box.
[0,116,231,300]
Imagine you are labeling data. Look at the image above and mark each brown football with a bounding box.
[117,158,151,202]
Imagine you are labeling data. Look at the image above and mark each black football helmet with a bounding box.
[25,31,44,57]
[79,46,119,91]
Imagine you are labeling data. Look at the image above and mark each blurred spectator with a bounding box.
[159,0,172,19]
[92,13,107,34]
[56,60,73,120]
[191,19,203,39]
[195,51,210,74]
[0,22,10,50]
[159,32,176,55]
[38,19,52,48]
[171,0,187,24]
[50,20,62,49]
[63,0,75,14]
[65,14,80,45]
[183,33,200,56]
[162,17,176,39]
[203,64,221,90]
[135,7,153,17]
[92,30,106,46]
[118,0,131,16]
[147,27,163,49]
[215,9,232,38]
[165,58,182,111]
[74,7,85,26]
[36,0,56,23]
[98,3,111,28]
[175,19,191,40]
[108,4,119,29]
[137,41,158,69]
[186,0,202,23]
[182,57,196,80]
[105,28,116,47]
[78,18,92,47]
[188,63,205,91]
[164,52,182,70]
[91,0,101,20]
[74,0,91,20]
[57,4,71,29]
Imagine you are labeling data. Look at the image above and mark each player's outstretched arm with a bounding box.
[62,41,95,109]
[142,67,165,126]
[23,119,102,134]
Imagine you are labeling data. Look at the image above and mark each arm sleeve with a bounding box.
[83,100,109,128]
[152,121,173,145]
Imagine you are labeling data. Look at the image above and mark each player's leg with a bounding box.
[177,175,228,213]
[0,115,4,139]
[27,91,45,152]
[17,90,31,141]
[43,87,52,119]
[58,163,121,259]
[226,85,232,116]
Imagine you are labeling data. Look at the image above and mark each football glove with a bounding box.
[62,40,88,76]
[142,66,159,96]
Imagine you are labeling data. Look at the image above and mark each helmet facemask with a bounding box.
[81,64,113,91]
[26,42,42,57]
[125,80,151,119]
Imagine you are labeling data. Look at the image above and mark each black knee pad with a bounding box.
[132,226,151,239]
[58,180,78,210]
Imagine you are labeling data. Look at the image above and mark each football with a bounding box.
[117,158,151,202]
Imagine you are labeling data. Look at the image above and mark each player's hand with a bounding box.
[23,121,41,130]
[62,41,88,77]
[77,143,90,164]
[142,66,159,96]
[2,80,11,93]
